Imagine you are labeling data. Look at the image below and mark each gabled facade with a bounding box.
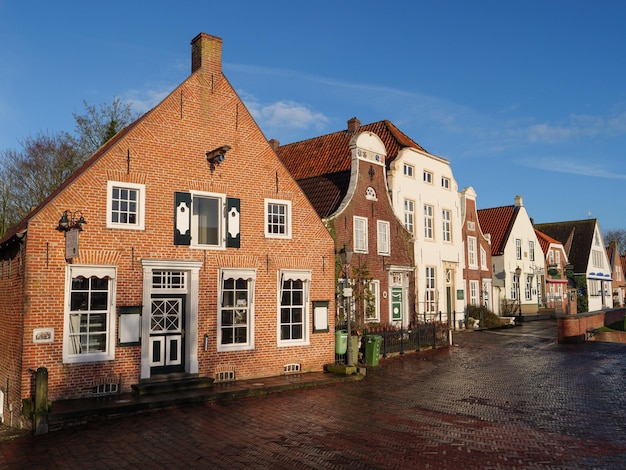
[606,242,624,307]
[0,33,336,429]
[274,118,415,327]
[387,135,465,327]
[460,187,492,313]
[535,229,570,313]
[477,196,544,316]
[535,219,612,312]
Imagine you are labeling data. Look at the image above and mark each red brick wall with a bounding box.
[0,244,25,426]
[12,41,336,403]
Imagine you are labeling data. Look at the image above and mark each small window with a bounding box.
[265,199,292,239]
[423,171,433,184]
[106,181,145,230]
[529,241,535,262]
[516,238,522,260]
[403,164,414,178]
[354,216,368,253]
[467,236,477,269]
[467,220,475,231]
[441,177,450,189]
[377,220,390,255]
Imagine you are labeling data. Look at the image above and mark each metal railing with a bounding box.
[334,322,450,365]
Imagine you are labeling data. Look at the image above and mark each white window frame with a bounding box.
[191,191,226,249]
[425,266,436,313]
[469,280,479,306]
[377,220,390,256]
[106,181,145,230]
[354,216,368,254]
[365,279,380,323]
[63,265,117,363]
[467,236,477,269]
[403,163,414,178]
[529,241,535,262]
[277,270,311,347]
[424,204,434,240]
[423,171,433,184]
[441,177,450,189]
[555,250,561,265]
[265,198,292,239]
[592,250,604,268]
[442,209,451,242]
[404,199,415,235]
[218,268,256,352]
[516,238,522,260]
[480,246,487,270]
[525,275,533,301]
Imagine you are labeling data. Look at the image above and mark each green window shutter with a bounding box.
[226,197,240,248]
[174,192,191,245]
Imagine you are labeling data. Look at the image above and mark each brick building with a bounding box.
[274,119,415,328]
[0,33,336,429]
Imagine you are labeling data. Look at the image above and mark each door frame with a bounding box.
[141,260,202,379]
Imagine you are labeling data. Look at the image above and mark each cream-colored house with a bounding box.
[388,144,465,327]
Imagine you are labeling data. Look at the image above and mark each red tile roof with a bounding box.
[276,119,427,181]
[476,205,518,256]
[275,119,427,218]
[535,229,562,255]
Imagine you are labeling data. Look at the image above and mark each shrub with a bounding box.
[467,305,507,329]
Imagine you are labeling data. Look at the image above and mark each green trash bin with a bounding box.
[365,335,382,366]
[335,329,347,354]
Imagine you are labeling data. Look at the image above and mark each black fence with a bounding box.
[334,322,450,365]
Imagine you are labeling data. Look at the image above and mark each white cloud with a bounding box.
[123,86,172,114]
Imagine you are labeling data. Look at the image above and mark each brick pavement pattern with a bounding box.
[1,320,626,469]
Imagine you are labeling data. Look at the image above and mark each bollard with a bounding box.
[33,367,49,435]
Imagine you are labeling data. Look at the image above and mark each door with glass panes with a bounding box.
[149,294,185,373]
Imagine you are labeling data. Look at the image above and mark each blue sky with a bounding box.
[2,1,626,232]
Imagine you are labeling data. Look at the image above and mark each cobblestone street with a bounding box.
[1,320,625,469]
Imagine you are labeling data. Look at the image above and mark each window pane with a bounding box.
[195,196,219,245]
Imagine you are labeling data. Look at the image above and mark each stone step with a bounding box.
[132,377,215,395]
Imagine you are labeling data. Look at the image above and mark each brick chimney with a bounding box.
[191,33,223,75]
[268,139,280,151]
[347,117,360,133]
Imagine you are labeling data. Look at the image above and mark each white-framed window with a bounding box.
[218,269,255,351]
[549,250,555,265]
[403,163,414,178]
[63,265,116,363]
[467,236,477,269]
[480,246,487,270]
[469,280,479,306]
[512,272,520,299]
[265,199,292,239]
[404,199,415,235]
[354,216,368,253]
[377,220,390,255]
[467,220,475,231]
[192,191,225,248]
[106,181,145,230]
[529,241,535,262]
[589,279,601,296]
[365,279,380,322]
[555,250,561,265]
[442,209,451,242]
[516,238,522,260]
[525,275,533,301]
[423,171,433,184]
[425,266,436,313]
[424,204,434,240]
[278,270,311,346]
[441,177,450,189]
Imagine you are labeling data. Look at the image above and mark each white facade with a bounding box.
[586,223,613,312]
[491,196,545,316]
[388,147,465,327]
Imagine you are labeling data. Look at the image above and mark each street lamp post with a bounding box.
[515,266,522,318]
[339,246,354,367]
